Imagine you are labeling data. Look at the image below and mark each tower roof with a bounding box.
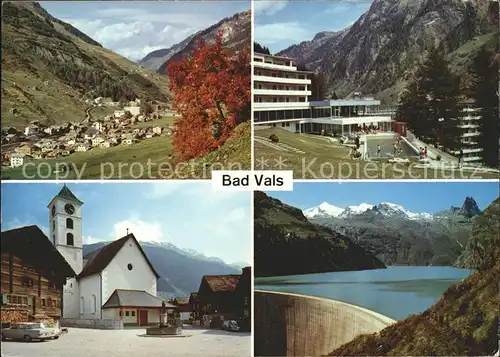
[53,184,83,205]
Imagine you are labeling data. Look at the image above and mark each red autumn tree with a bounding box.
[167,31,250,161]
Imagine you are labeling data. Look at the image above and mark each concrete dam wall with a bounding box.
[255,290,396,357]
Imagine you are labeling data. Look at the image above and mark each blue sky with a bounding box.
[254,0,373,53]
[1,182,251,265]
[40,1,250,61]
[268,182,500,213]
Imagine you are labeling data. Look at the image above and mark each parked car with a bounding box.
[221,320,240,332]
[1,322,56,342]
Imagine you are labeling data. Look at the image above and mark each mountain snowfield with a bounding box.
[303,202,434,221]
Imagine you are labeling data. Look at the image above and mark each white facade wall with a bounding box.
[102,308,159,325]
[79,275,101,319]
[101,237,157,305]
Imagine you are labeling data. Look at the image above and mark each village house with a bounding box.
[196,274,241,328]
[234,266,251,331]
[152,126,162,135]
[123,138,135,146]
[189,292,201,324]
[99,141,111,149]
[114,110,125,118]
[84,127,99,140]
[91,136,104,147]
[10,153,32,168]
[92,122,103,132]
[0,226,76,328]
[194,267,251,330]
[170,297,192,322]
[4,134,17,143]
[16,143,33,156]
[76,143,91,152]
[124,106,141,116]
[24,125,39,136]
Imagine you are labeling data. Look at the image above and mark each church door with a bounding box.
[139,310,148,326]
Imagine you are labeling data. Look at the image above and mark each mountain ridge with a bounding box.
[276,0,498,100]
[83,240,241,297]
[2,1,171,128]
[254,191,385,278]
[308,197,481,266]
[138,10,251,74]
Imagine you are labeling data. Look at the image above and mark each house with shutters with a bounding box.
[0,225,76,327]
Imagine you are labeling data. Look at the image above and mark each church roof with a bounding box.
[78,233,160,279]
[1,225,76,285]
[102,289,176,309]
[54,184,83,205]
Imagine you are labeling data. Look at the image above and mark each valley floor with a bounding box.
[1,326,251,357]
[254,128,498,179]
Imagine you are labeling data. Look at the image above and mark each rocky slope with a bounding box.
[254,191,385,278]
[139,10,251,74]
[308,197,480,266]
[277,0,498,100]
[83,241,241,298]
[455,197,500,269]
[329,197,500,356]
[1,2,171,128]
[276,29,349,69]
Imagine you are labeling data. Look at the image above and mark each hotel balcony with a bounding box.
[461,131,480,138]
[463,156,483,162]
[254,89,312,96]
[458,124,479,129]
[253,102,310,110]
[452,147,483,155]
[254,75,311,85]
[252,61,302,72]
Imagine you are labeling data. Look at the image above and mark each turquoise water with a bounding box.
[255,266,473,320]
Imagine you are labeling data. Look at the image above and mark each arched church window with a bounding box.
[66,218,73,229]
[92,294,97,314]
[67,233,74,246]
[51,205,55,217]
[52,221,55,230]
[80,297,84,314]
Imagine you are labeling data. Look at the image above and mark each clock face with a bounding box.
[64,204,75,215]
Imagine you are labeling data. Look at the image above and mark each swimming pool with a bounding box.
[366,136,418,158]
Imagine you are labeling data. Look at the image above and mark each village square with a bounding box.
[1,184,251,356]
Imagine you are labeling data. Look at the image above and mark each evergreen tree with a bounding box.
[418,47,461,150]
[253,42,271,55]
[470,46,499,168]
[397,47,461,149]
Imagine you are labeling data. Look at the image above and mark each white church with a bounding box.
[48,185,174,328]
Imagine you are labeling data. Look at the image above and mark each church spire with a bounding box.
[55,184,83,204]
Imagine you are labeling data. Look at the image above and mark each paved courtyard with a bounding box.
[1,326,251,357]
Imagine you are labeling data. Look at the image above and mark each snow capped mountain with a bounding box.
[303,202,344,218]
[339,203,375,218]
[142,241,226,264]
[375,202,434,221]
[304,202,434,221]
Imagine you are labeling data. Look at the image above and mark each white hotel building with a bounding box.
[454,105,483,163]
[253,53,395,135]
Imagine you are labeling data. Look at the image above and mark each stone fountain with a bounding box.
[146,301,182,336]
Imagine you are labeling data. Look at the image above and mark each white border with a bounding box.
[249,1,255,354]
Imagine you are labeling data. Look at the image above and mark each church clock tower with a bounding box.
[48,184,83,318]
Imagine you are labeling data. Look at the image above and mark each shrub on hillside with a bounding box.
[167,31,250,161]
